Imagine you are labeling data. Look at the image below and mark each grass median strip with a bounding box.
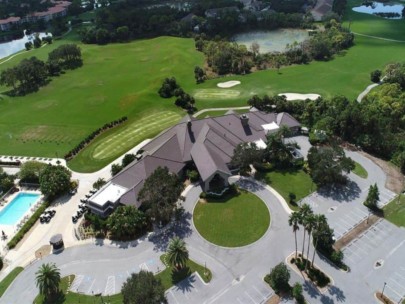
[0,267,24,297]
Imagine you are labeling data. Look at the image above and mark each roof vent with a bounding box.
[240,114,249,126]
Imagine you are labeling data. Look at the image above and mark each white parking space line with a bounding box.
[139,262,149,271]
[253,286,266,297]
[104,276,115,295]
[245,291,258,303]
[87,279,96,294]
[168,290,180,304]
[69,275,84,292]
[237,298,245,304]
[385,284,403,300]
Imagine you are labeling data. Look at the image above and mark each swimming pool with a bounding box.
[0,192,40,225]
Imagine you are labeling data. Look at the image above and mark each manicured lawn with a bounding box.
[353,161,368,179]
[193,190,270,247]
[0,34,203,172]
[257,168,316,211]
[1,0,404,172]
[0,267,24,297]
[195,108,248,118]
[156,254,212,290]
[384,194,405,227]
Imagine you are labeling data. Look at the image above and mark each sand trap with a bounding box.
[217,80,241,88]
[278,93,321,101]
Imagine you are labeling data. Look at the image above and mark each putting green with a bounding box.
[193,89,241,99]
[92,111,180,160]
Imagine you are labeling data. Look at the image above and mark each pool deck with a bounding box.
[0,190,42,254]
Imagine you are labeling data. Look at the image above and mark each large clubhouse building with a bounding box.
[87,109,301,216]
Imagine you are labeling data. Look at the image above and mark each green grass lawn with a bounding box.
[193,190,270,247]
[0,267,24,297]
[0,0,404,172]
[156,254,212,290]
[383,194,405,227]
[353,161,368,179]
[256,168,316,211]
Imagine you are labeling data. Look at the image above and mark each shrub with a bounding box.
[289,192,296,203]
[8,201,50,249]
[267,263,290,294]
[187,170,199,182]
[199,192,207,199]
[370,69,382,83]
[330,250,344,265]
[292,282,305,304]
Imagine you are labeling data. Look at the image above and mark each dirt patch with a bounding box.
[265,294,281,304]
[376,292,394,304]
[35,245,51,259]
[334,214,380,250]
[359,151,404,193]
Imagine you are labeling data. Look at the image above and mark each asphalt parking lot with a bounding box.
[69,257,161,295]
[343,219,405,303]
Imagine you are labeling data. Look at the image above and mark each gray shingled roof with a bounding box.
[108,110,300,207]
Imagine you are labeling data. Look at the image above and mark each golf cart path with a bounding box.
[352,32,405,43]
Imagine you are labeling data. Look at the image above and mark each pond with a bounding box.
[352,2,404,19]
[233,29,309,53]
[0,31,51,60]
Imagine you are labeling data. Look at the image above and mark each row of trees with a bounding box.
[0,167,15,194]
[110,152,137,176]
[35,235,189,303]
[289,203,344,268]
[0,44,82,96]
[195,20,354,76]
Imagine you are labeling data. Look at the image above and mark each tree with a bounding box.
[111,164,122,176]
[307,145,355,186]
[48,44,82,70]
[298,204,313,258]
[19,161,46,183]
[25,41,33,51]
[311,214,327,267]
[158,77,179,98]
[231,142,263,175]
[138,166,183,224]
[365,183,380,210]
[194,66,206,84]
[167,237,189,270]
[116,26,130,42]
[122,153,136,167]
[107,206,148,238]
[292,282,305,304]
[304,214,316,270]
[266,263,290,294]
[312,215,335,255]
[39,165,72,198]
[35,263,61,301]
[264,128,294,168]
[288,212,301,259]
[93,178,106,190]
[370,69,382,83]
[250,41,260,58]
[121,270,167,304]
[33,34,42,48]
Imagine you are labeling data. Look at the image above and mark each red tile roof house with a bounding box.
[22,1,71,23]
[87,109,301,217]
[0,17,21,31]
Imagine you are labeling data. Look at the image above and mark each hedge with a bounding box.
[7,201,50,249]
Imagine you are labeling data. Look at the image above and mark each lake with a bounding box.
[0,31,50,60]
[233,29,309,53]
[352,2,404,19]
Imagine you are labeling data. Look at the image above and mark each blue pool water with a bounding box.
[0,193,40,225]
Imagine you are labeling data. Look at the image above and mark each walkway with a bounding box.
[352,32,405,43]
[193,106,250,118]
[357,76,386,102]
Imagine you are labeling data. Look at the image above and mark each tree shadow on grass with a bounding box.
[36,290,66,304]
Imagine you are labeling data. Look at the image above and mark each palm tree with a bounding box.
[298,203,312,257]
[167,237,189,270]
[305,214,316,271]
[288,212,301,259]
[312,214,327,267]
[35,263,61,300]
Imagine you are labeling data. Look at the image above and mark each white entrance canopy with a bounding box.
[262,122,279,134]
[90,183,128,207]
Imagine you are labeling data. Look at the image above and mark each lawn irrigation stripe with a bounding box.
[93,112,180,159]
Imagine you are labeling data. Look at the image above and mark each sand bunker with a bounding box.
[217,80,241,88]
[278,93,321,101]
